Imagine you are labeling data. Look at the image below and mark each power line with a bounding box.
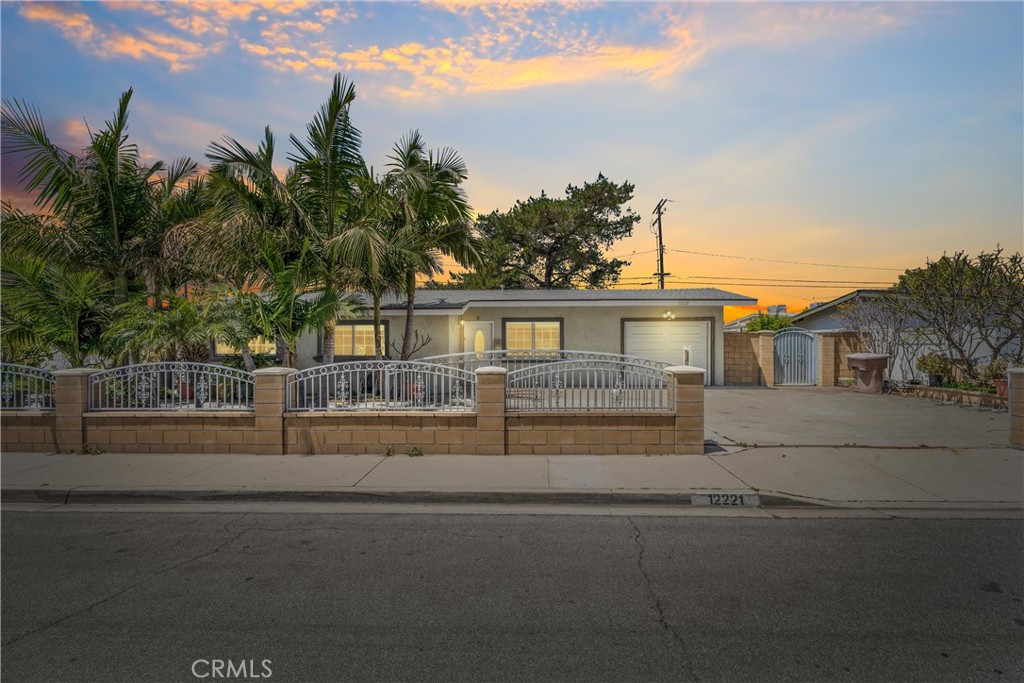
[667,249,903,271]
[664,279,861,289]
[687,275,893,285]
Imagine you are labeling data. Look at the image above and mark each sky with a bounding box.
[2,1,1022,321]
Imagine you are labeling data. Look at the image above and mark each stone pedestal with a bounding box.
[1010,368,1023,451]
[475,366,507,456]
[846,353,889,394]
[667,366,705,454]
[253,367,295,455]
[52,368,96,452]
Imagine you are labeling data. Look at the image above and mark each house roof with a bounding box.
[368,288,757,311]
[788,289,890,323]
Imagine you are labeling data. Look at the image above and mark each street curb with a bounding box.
[1,487,774,507]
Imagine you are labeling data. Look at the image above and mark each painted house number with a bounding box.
[708,493,744,505]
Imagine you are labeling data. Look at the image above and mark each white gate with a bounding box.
[774,329,817,386]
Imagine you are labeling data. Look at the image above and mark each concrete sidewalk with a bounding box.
[3,447,1021,509]
[3,388,1019,510]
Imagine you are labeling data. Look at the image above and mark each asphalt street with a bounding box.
[2,510,1022,683]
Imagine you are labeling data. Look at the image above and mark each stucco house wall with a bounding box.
[291,289,751,386]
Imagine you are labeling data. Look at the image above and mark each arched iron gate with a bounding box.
[774,329,817,385]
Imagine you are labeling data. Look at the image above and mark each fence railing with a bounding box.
[288,361,476,412]
[506,359,673,412]
[0,364,55,410]
[418,350,672,375]
[88,363,255,411]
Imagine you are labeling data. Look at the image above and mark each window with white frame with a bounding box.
[214,336,277,356]
[503,320,562,355]
[334,322,387,357]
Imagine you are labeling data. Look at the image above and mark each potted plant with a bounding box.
[916,352,952,387]
[983,357,1009,398]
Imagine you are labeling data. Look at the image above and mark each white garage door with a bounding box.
[623,321,711,385]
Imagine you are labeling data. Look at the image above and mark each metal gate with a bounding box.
[774,329,817,385]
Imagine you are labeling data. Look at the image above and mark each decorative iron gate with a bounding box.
[774,329,817,386]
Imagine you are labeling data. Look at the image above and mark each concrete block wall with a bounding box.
[2,365,707,456]
[285,413,477,455]
[0,412,57,452]
[506,414,676,455]
[834,333,864,383]
[723,333,761,385]
[82,413,256,454]
[723,332,773,386]
[1010,368,1023,451]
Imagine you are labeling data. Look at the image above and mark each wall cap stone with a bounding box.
[757,331,775,337]
[84,411,254,418]
[52,368,98,377]
[666,366,706,376]
[509,411,672,418]
[0,409,56,417]
[475,366,508,375]
[253,367,297,376]
[284,410,477,418]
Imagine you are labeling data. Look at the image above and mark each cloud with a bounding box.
[242,4,704,98]
[20,2,209,72]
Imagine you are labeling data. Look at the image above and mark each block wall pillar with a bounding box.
[1010,368,1023,451]
[475,366,507,456]
[817,332,837,387]
[757,331,775,386]
[668,366,705,455]
[253,367,294,455]
[52,368,96,453]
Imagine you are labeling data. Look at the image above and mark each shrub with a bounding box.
[982,357,1009,382]
[746,313,793,332]
[916,352,952,377]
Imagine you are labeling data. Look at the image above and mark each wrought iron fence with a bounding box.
[418,350,671,375]
[88,363,255,411]
[0,364,55,410]
[288,361,476,412]
[506,359,673,411]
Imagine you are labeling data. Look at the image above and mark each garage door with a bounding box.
[623,320,711,385]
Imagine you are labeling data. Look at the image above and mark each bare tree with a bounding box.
[893,248,1024,380]
[836,293,913,378]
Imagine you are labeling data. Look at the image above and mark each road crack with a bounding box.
[627,517,698,683]
[3,513,250,648]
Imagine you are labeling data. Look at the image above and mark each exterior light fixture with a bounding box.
[663,311,675,320]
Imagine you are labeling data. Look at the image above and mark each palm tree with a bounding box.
[1,90,202,305]
[326,168,401,359]
[288,75,364,364]
[0,249,112,368]
[236,237,359,367]
[384,131,477,359]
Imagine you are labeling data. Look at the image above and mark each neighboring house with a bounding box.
[282,288,757,386]
[787,290,889,331]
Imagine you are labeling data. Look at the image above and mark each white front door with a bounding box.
[623,320,711,385]
[463,321,493,359]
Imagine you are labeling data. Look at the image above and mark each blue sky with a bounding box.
[2,1,1022,314]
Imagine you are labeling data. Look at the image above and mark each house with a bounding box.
[291,288,758,386]
[788,290,889,331]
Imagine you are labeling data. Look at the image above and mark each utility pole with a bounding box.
[651,199,671,289]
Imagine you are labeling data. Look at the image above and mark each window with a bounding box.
[214,336,277,356]
[503,320,562,355]
[334,322,387,357]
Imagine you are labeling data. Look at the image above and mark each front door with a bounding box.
[463,321,493,359]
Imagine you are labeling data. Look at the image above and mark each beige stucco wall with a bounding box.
[296,304,726,385]
[463,304,725,385]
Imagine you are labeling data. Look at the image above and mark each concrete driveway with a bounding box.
[706,387,1009,449]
